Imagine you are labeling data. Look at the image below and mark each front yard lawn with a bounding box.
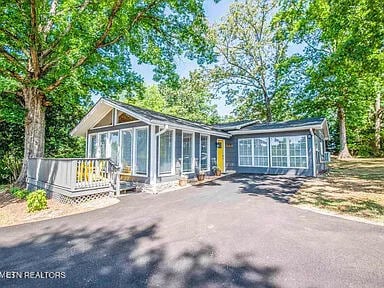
[290,158,384,223]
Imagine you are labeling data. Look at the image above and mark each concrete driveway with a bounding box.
[1,174,383,288]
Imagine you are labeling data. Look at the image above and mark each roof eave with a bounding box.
[229,125,323,135]
[150,120,231,138]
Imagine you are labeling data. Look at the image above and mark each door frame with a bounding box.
[217,139,226,172]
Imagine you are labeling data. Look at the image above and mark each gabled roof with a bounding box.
[71,98,231,138]
[229,118,329,139]
[212,120,259,131]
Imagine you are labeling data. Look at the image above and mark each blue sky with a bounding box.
[94,1,300,116]
[129,0,235,116]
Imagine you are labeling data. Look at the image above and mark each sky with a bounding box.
[93,1,300,116]
[129,0,235,116]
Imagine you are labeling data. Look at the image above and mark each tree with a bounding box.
[0,0,217,186]
[277,0,384,158]
[124,70,220,124]
[211,0,288,122]
[159,70,220,124]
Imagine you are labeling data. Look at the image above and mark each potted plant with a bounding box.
[212,166,222,176]
[179,174,188,186]
[197,171,205,181]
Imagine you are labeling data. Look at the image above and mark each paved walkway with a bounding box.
[1,174,383,287]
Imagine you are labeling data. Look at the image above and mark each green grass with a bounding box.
[291,158,384,223]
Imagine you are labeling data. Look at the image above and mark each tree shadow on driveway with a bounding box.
[229,174,306,203]
[0,222,279,288]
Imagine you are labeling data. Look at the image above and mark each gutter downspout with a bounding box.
[310,128,316,177]
[155,124,169,137]
[149,124,169,193]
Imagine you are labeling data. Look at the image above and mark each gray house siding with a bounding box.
[314,130,327,174]
[210,135,218,170]
[226,130,315,177]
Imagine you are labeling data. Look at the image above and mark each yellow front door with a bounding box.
[217,139,225,171]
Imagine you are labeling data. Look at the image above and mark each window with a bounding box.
[120,130,132,169]
[238,139,253,166]
[89,134,97,158]
[289,136,307,168]
[271,137,288,167]
[109,132,119,164]
[254,138,269,167]
[99,133,107,158]
[200,135,209,171]
[270,136,308,168]
[182,132,194,173]
[135,128,148,175]
[159,130,174,175]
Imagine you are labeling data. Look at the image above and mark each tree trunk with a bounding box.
[374,93,381,155]
[265,96,272,122]
[15,87,46,187]
[337,105,352,159]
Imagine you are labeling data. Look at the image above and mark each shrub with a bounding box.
[26,190,48,213]
[9,187,29,199]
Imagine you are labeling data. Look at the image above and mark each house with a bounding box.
[27,98,329,203]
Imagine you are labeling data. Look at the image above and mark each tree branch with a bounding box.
[0,47,26,71]
[29,0,40,79]
[46,0,160,93]
[40,0,91,60]
[0,68,26,83]
[41,0,58,38]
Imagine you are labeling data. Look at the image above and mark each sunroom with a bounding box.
[26,98,230,200]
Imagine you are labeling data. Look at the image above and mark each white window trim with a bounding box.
[106,130,119,163]
[181,131,195,174]
[98,132,109,159]
[133,126,149,177]
[88,133,98,158]
[270,137,289,169]
[199,134,210,171]
[119,128,133,170]
[238,138,254,167]
[288,136,309,169]
[253,137,269,168]
[158,129,176,177]
[270,136,308,169]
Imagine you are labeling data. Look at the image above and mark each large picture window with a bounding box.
[238,139,253,166]
[135,127,148,175]
[253,138,269,167]
[99,133,107,158]
[159,130,174,175]
[89,134,97,158]
[109,132,119,164]
[289,136,307,168]
[270,136,308,168]
[182,132,194,173]
[120,130,132,169]
[200,135,209,171]
[271,137,288,167]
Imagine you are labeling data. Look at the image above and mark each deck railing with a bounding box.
[27,158,119,193]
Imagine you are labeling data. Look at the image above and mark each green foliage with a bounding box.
[211,0,290,122]
[26,190,48,213]
[124,70,220,124]
[276,0,384,156]
[0,122,23,184]
[10,187,29,200]
[0,0,218,184]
